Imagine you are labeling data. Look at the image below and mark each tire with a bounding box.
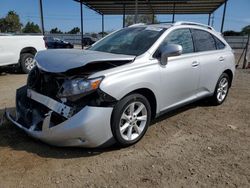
[20,53,36,74]
[111,93,151,147]
[211,73,230,105]
[66,45,72,49]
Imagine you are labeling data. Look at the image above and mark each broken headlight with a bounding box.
[58,77,103,98]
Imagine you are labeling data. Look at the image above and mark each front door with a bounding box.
[156,28,200,112]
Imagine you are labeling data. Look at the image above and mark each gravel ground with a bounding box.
[0,69,249,188]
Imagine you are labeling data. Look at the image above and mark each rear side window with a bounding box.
[162,29,194,54]
[191,29,216,52]
[213,36,226,49]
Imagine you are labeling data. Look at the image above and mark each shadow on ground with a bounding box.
[0,99,212,159]
[0,67,24,76]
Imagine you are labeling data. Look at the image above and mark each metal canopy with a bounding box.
[36,0,228,49]
[74,0,226,15]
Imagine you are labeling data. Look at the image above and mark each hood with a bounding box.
[35,49,135,73]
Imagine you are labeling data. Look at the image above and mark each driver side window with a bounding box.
[161,29,194,54]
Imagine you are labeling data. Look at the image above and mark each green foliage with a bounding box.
[98,31,108,36]
[125,14,158,26]
[241,25,250,35]
[50,27,63,34]
[67,27,80,34]
[22,21,41,33]
[0,11,22,32]
[223,30,242,36]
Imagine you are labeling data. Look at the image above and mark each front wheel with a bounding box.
[111,94,151,147]
[211,73,230,105]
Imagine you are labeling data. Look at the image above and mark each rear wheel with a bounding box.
[20,53,36,74]
[111,94,151,147]
[211,73,230,105]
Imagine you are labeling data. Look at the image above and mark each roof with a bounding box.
[74,0,226,15]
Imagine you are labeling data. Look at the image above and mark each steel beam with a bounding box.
[123,4,126,27]
[80,1,84,49]
[39,0,45,35]
[134,0,138,23]
[102,14,104,37]
[220,0,227,33]
[172,3,176,23]
[208,13,211,25]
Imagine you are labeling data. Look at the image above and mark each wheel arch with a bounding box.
[20,47,37,56]
[121,88,157,120]
[223,69,233,87]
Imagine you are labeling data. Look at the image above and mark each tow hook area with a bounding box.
[27,89,74,119]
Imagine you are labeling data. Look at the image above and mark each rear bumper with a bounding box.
[6,87,114,148]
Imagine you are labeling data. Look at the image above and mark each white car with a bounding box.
[6,22,235,148]
[0,35,46,73]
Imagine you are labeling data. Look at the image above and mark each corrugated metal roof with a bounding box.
[74,0,226,15]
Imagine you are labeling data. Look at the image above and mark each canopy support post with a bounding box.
[208,13,211,25]
[102,14,104,37]
[172,3,176,23]
[220,0,228,33]
[39,0,45,35]
[80,1,84,49]
[134,0,138,23]
[123,4,126,27]
[152,14,155,24]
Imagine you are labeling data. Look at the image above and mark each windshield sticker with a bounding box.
[145,27,163,32]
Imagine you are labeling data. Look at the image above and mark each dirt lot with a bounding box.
[0,69,249,188]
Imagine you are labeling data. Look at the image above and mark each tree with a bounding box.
[98,31,108,36]
[0,11,22,32]
[22,22,41,33]
[50,27,63,34]
[125,14,158,26]
[223,30,242,36]
[67,27,80,34]
[241,25,250,35]
[91,33,98,38]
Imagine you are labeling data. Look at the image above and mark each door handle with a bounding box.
[192,61,200,67]
[219,56,225,61]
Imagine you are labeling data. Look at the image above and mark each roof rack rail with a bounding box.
[128,23,145,27]
[174,21,215,31]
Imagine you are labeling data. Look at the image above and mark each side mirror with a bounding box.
[156,44,183,65]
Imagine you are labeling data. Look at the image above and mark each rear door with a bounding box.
[191,29,227,96]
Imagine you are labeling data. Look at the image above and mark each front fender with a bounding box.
[99,64,161,113]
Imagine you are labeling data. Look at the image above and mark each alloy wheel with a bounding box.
[24,57,36,71]
[119,102,147,141]
[217,77,229,102]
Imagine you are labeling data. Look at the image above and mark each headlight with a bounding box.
[58,77,103,98]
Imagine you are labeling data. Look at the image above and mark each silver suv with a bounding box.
[6,22,235,148]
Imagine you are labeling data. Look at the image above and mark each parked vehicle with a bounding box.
[0,35,46,73]
[82,36,97,47]
[6,22,235,148]
[44,37,74,49]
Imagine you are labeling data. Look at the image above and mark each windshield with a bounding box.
[89,26,165,56]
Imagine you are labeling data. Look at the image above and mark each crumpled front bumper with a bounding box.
[6,87,115,148]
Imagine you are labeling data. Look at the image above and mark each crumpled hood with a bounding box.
[35,49,135,73]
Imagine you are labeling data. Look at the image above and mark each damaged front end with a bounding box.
[15,66,117,130]
[6,57,132,147]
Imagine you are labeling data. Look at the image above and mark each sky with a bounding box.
[0,0,249,33]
